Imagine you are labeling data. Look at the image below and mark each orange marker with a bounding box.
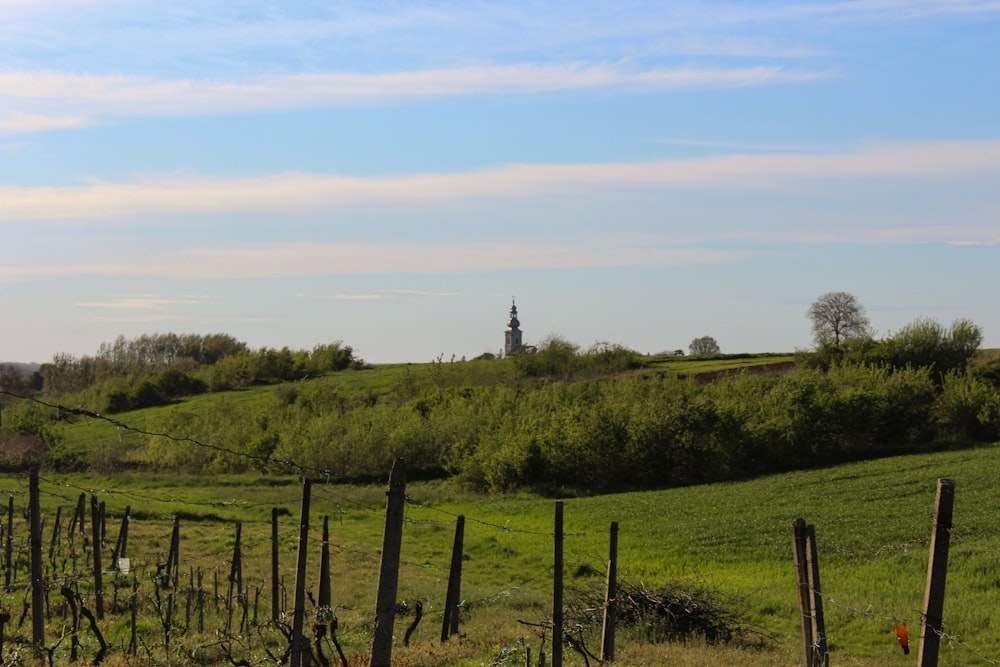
[894,623,910,654]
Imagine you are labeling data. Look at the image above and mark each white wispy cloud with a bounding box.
[0,112,95,134]
[2,139,997,221]
[0,241,746,282]
[75,297,207,309]
[0,64,826,134]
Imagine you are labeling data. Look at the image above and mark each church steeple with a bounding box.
[504,298,523,356]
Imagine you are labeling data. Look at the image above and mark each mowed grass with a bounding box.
[5,442,996,666]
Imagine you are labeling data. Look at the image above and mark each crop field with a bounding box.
[1,442,998,666]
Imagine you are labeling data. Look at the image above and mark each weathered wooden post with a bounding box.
[48,505,62,566]
[319,516,331,609]
[552,501,564,667]
[272,507,280,622]
[290,478,312,667]
[791,518,814,667]
[226,522,242,633]
[441,514,465,641]
[165,516,180,589]
[805,524,829,667]
[90,495,104,619]
[112,505,130,569]
[29,467,45,655]
[918,478,955,667]
[5,495,13,590]
[600,521,618,661]
[370,458,406,667]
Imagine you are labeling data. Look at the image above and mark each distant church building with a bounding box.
[504,299,523,356]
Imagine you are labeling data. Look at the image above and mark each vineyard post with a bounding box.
[227,521,243,633]
[370,458,406,667]
[48,506,61,566]
[165,516,180,589]
[112,505,130,569]
[805,524,829,666]
[90,495,104,619]
[319,516,331,609]
[918,478,955,667]
[791,518,814,667]
[290,478,312,667]
[441,514,464,641]
[198,568,205,633]
[74,492,86,540]
[186,566,193,628]
[552,501,564,667]
[600,521,618,662]
[99,500,106,547]
[129,576,138,654]
[272,507,280,622]
[5,495,13,590]
[29,467,44,654]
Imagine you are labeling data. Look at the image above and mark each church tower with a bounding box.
[504,299,523,356]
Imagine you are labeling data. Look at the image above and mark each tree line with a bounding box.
[2,333,360,416]
[2,302,999,493]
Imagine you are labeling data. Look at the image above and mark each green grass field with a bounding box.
[5,441,997,666]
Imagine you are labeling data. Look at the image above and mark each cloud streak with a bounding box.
[0,241,746,282]
[0,63,826,134]
[2,139,998,221]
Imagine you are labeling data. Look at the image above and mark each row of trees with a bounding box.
[5,334,361,415]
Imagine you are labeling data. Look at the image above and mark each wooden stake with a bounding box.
[272,507,280,622]
[918,478,956,667]
[319,516,331,609]
[791,518,814,667]
[370,458,406,667]
[29,468,45,654]
[290,478,312,667]
[600,521,618,661]
[441,514,465,641]
[805,524,828,666]
[91,495,104,619]
[552,501,564,667]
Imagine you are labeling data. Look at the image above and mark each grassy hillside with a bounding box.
[9,443,998,666]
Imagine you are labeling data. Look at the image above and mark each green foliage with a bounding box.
[873,317,983,380]
[28,338,999,494]
[803,317,984,386]
[935,370,1000,442]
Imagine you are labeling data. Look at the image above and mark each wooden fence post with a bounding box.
[48,506,62,567]
[918,478,955,667]
[370,458,406,667]
[112,505,130,570]
[227,521,242,634]
[791,518,814,667]
[319,516,331,609]
[441,514,465,641]
[272,507,280,622]
[91,495,104,619]
[29,467,45,655]
[805,524,829,666]
[600,521,618,662]
[5,495,13,590]
[552,501,564,667]
[290,478,312,667]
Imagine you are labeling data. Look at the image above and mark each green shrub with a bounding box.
[935,371,1000,442]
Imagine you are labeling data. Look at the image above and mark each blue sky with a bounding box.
[2,0,999,364]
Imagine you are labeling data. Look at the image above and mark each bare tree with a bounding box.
[689,336,720,356]
[808,291,871,347]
